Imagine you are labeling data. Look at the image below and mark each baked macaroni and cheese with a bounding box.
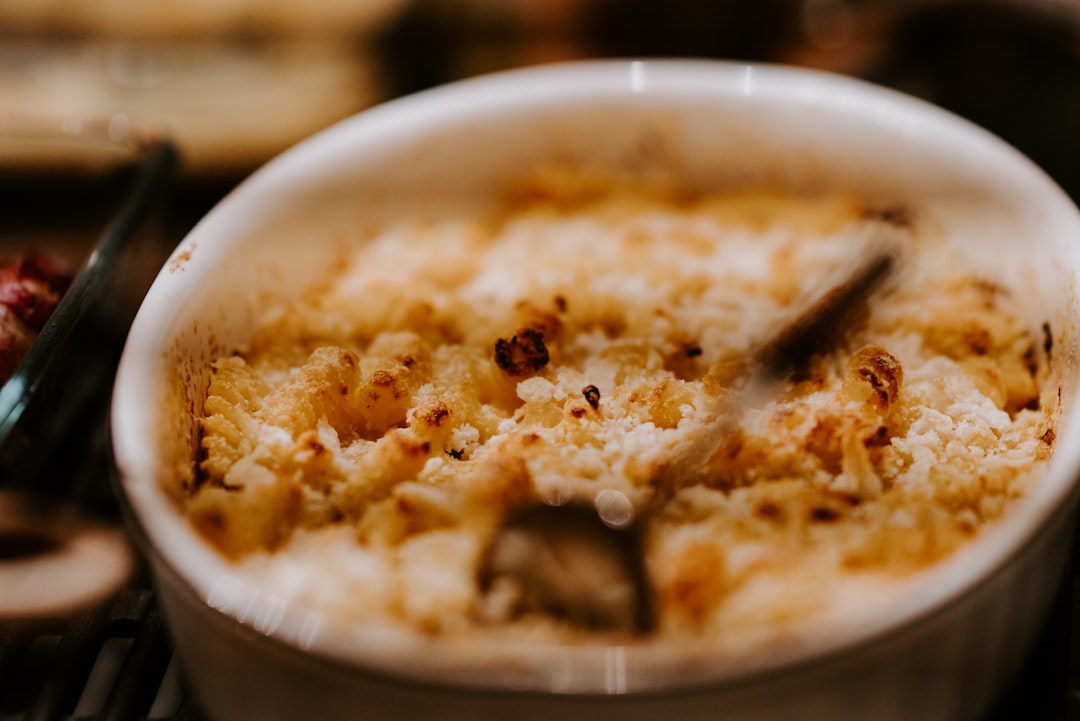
[187,172,1054,651]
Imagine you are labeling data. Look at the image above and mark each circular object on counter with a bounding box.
[0,490,134,618]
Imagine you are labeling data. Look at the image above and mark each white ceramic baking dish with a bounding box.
[111,60,1080,721]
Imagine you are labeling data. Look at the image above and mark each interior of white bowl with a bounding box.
[112,59,1080,693]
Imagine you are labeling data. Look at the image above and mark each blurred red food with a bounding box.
[0,249,75,384]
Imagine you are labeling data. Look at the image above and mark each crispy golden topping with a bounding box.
[190,175,1054,648]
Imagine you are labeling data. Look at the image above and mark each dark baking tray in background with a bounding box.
[0,116,176,494]
[0,116,180,720]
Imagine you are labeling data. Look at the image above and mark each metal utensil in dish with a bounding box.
[478,240,899,635]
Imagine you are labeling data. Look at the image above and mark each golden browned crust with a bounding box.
[187,175,1054,644]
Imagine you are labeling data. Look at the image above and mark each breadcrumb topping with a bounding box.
[189,173,1055,650]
